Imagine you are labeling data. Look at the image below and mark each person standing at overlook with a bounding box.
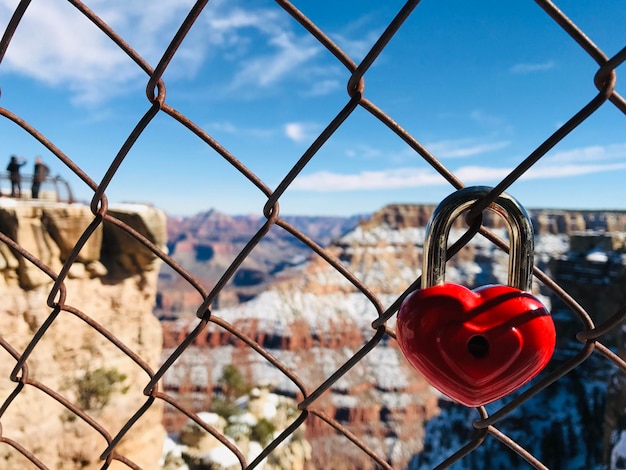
[31,156,50,199]
[6,155,26,198]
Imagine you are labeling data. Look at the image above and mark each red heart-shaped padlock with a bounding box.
[396,283,556,407]
[395,186,557,407]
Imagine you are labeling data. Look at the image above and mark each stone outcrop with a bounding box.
[0,200,166,469]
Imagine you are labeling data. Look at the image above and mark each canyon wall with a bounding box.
[160,205,626,314]
[0,200,166,470]
[362,204,626,234]
[161,203,626,469]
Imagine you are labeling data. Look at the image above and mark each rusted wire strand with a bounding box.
[0,0,624,468]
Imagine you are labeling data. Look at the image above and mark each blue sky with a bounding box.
[0,0,624,216]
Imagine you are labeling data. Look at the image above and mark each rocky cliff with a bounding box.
[0,200,166,469]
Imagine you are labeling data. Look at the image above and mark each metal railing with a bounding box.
[0,0,624,469]
[0,173,75,203]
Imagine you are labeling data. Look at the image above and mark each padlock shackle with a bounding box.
[422,186,535,292]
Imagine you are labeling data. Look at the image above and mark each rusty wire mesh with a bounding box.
[0,0,625,469]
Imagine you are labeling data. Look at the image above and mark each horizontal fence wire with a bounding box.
[0,0,624,469]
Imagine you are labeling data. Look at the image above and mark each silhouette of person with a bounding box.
[31,156,50,199]
[6,155,26,198]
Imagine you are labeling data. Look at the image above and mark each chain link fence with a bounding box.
[1,0,625,468]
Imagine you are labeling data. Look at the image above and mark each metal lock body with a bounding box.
[396,186,556,407]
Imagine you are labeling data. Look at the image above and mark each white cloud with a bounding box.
[284,122,318,142]
[0,0,321,103]
[345,145,383,160]
[207,121,238,133]
[0,2,135,104]
[229,32,320,89]
[291,162,626,192]
[509,60,555,74]
[330,30,381,61]
[292,168,442,191]
[304,79,341,97]
[207,120,275,138]
[203,5,281,42]
[469,110,512,133]
[524,162,626,179]
[543,143,626,164]
[426,139,510,159]
[0,0,205,104]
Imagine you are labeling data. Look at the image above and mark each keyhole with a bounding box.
[467,335,490,358]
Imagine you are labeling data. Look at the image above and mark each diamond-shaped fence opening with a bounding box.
[0,1,625,469]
